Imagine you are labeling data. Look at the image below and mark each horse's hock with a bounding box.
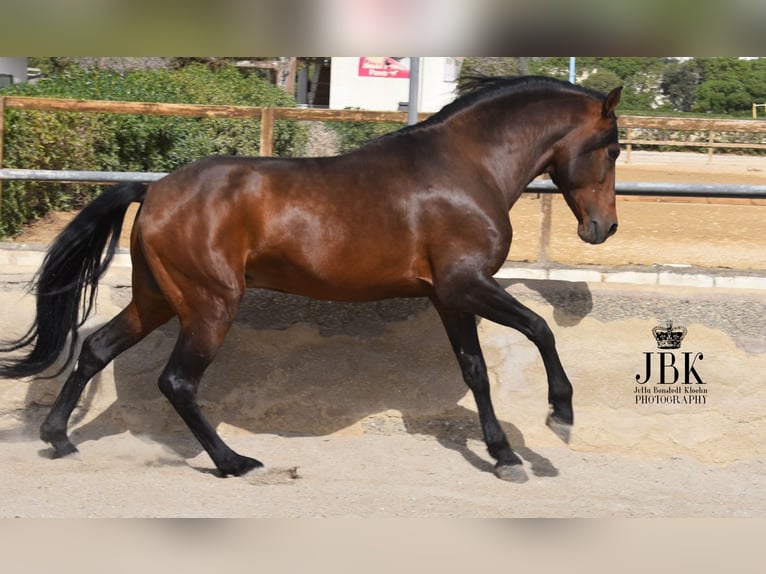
[2,270,763,467]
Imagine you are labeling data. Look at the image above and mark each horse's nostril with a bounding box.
[607,222,618,237]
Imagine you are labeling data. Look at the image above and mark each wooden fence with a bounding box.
[619,115,766,163]
[0,96,429,163]
[2,96,765,263]
[2,95,765,163]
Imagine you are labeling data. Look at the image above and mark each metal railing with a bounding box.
[2,168,765,265]
[2,95,765,261]
[2,168,765,200]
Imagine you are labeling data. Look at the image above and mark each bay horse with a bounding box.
[1,76,622,482]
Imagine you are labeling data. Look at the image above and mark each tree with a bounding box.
[526,57,570,80]
[597,57,663,84]
[740,58,766,103]
[693,79,753,114]
[459,57,529,85]
[683,57,766,115]
[581,69,622,95]
[523,57,665,110]
[694,57,747,84]
[661,61,699,112]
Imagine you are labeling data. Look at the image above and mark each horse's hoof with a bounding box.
[494,463,529,483]
[50,440,79,459]
[220,456,264,477]
[546,414,572,444]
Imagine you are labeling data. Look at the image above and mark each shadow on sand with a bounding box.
[11,279,594,479]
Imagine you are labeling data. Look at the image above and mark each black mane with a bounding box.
[392,75,606,137]
[457,74,604,100]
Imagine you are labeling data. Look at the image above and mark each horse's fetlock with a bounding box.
[39,423,57,443]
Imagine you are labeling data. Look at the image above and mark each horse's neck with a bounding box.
[465,97,582,208]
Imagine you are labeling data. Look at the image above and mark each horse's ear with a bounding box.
[602,86,622,117]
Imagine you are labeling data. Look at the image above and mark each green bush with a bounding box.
[326,117,403,154]
[0,63,308,238]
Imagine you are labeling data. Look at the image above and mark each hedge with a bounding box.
[0,63,309,238]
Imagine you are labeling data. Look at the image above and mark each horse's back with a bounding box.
[133,154,436,302]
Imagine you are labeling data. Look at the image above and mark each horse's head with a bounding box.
[546,86,622,244]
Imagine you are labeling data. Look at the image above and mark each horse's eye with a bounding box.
[607,147,620,161]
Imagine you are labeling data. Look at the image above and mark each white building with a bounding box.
[0,57,28,87]
[329,57,461,113]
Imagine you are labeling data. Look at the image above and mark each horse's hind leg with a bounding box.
[432,301,529,483]
[157,304,262,477]
[40,298,173,457]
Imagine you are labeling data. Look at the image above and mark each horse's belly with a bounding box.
[244,252,429,302]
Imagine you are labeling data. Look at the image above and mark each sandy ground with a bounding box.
[2,279,764,518]
[1,151,765,517]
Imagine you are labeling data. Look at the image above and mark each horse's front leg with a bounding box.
[431,301,529,483]
[434,272,574,443]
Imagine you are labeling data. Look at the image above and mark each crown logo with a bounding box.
[652,320,687,350]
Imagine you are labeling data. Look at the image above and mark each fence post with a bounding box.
[537,193,553,263]
[707,129,715,164]
[260,107,274,157]
[625,127,632,163]
[0,96,5,226]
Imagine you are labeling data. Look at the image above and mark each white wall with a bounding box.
[329,57,460,113]
[0,58,28,85]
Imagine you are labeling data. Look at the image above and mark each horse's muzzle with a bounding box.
[579,219,618,244]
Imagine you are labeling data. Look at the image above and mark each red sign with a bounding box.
[358,57,410,79]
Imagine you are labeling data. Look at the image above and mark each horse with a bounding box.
[1,76,622,483]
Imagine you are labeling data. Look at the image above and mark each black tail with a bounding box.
[0,182,148,379]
